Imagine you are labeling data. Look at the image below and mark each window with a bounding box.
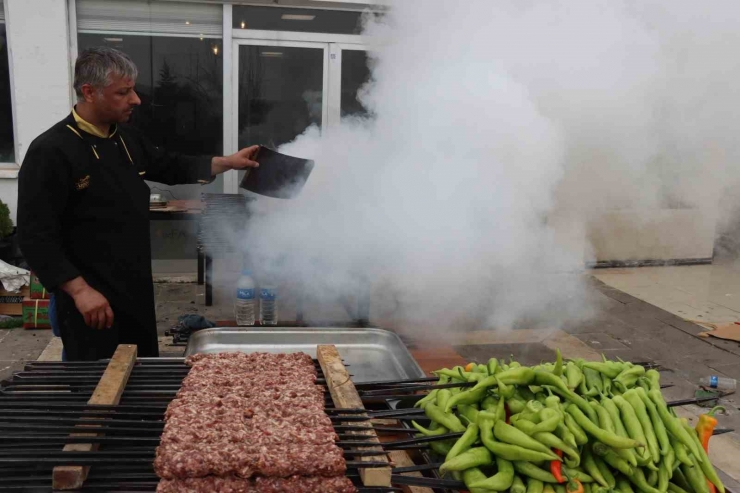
[0,0,15,163]
[76,0,223,198]
[233,5,373,35]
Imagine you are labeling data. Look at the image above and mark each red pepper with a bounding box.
[505,403,511,424]
[550,449,565,483]
[696,406,725,452]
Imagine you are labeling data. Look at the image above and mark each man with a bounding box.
[17,47,259,361]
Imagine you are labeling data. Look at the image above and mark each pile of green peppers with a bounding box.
[414,351,725,493]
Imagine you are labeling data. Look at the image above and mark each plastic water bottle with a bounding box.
[699,376,737,391]
[235,269,256,326]
[260,285,278,325]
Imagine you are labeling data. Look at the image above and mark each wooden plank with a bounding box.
[387,450,434,493]
[317,344,391,487]
[52,344,138,490]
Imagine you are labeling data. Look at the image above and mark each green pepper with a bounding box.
[582,445,609,488]
[582,361,624,379]
[556,423,578,452]
[499,379,516,399]
[411,420,449,436]
[436,389,452,409]
[635,386,670,456]
[444,386,488,412]
[562,467,594,483]
[469,457,515,490]
[592,453,615,489]
[673,466,693,492]
[434,367,471,381]
[509,395,528,414]
[611,396,648,454]
[617,477,635,493]
[668,483,692,493]
[439,446,492,473]
[530,408,563,434]
[614,365,646,389]
[554,485,566,493]
[495,367,536,386]
[424,403,466,433]
[494,420,560,457]
[658,454,671,492]
[514,461,560,483]
[430,439,453,456]
[594,403,615,434]
[627,468,661,493]
[414,374,450,409]
[601,373,612,397]
[470,375,499,392]
[475,363,488,374]
[480,416,562,463]
[583,367,603,397]
[488,358,499,375]
[600,397,639,467]
[563,413,588,446]
[446,423,479,462]
[511,475,527,493]
[623,389,660,463]
[591,442,633,476]
[527,478,545,493]
[544,485,556,493]
[482,395,498,411]
[646,468,658,487]
[553,349,564,377]
[681,418,725,493]
[533,432,580,467]
[566,404,642,450]
[647,389,703,462]
[645,369,661,391]
[463,467,495,493]
[670,435,692,467]
[566,362,583,391]
[535,371,598,423]
[458,404,480,425]
[681,455,710,493]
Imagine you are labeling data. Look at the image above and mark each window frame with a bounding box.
[0,0,19,173]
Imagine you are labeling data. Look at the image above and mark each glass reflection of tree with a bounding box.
[238,48,268,149]
[133,46,223,156]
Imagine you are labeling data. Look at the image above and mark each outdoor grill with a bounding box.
[0,331,735,493]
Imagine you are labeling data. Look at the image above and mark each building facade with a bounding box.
[0,0,376,223]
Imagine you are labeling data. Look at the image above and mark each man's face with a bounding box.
[84,74,141,123]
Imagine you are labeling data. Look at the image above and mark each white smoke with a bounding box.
[238,0,740,334]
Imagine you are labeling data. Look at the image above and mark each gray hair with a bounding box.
[74,47,138,101]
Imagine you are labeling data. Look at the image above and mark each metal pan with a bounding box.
[239,146,314,199]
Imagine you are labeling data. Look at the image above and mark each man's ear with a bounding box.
[80,84,97,103]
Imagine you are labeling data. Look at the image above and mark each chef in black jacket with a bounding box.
[17,47,259,361]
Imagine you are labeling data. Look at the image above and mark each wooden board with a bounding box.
[52,344,138,490]
[387,450,434,493]
[317,345,392,487]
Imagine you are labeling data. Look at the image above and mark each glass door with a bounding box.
[232,40,329,187]
[328,44,372,127]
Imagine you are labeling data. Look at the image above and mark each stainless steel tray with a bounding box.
[185,327,425,382]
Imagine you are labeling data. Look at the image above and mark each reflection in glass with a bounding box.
[236,45,324,186]
[340,50,371,120]
[0,24,14,163]
[77,34,224,197]
[233,6,371,35]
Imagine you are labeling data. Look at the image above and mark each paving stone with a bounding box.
[573,332,631,351]
[0,329,52,361]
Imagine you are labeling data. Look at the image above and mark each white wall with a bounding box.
[0,0,71,222]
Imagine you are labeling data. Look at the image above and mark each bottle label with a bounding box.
[260,288,277,301]
[237,288,255,300]
[710,375,718,388]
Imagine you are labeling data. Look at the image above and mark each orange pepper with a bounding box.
[464,362,476,372]
[695,406,725,452]
[566,478,584,493]
[550,449,565,483]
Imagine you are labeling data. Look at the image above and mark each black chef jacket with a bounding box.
[17,112,213,360]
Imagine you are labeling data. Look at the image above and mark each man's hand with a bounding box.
[211,145,260,175]
[61,277,114,330]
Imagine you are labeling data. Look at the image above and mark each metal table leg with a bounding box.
[205,254,213,307]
